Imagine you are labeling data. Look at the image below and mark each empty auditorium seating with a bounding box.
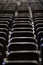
[32,2,43,50]
[0,0,43,65]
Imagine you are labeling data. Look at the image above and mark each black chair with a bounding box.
[0,20,12,30]
[7,42,38,52]
[0,17,12,24]
[7,51,39,62]
[12,23,31,26]
[12,24,32,28]
[16,14,30,18]
[35,23,43,31]
[0,28,9,35]
[15,18,31,21]
[11,31,34,37]
[36,27,43,35]
[11,28,33,32]
[34,18,43,21]
[0,21,10,26]
[0,24,9,30]
[34,20,43,26]
[12,23,30,26]
[0,13,14,19]
[10,37,36,43]
[13,21,30,24]
[0,37,7,48]
[0,32,8,40]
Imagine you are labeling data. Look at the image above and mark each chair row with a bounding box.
[8,17,38,54]
[9,8,38,52]
[32,6,43,49]
[2,2,40,65]
[0,12,14,59]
